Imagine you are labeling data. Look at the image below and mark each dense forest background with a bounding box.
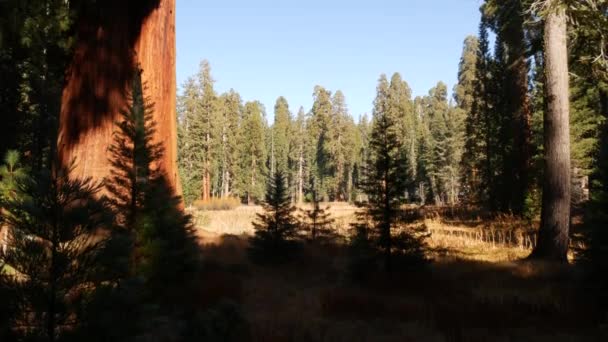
[1,0,608,341]
[177,1,607,219]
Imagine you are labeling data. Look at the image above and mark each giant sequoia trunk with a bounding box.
[530,6,571,262]
[57,0,180,196]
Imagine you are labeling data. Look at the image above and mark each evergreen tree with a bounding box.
[249,170,300,262]
[217,90,242,198]
[177,77,203,206]
[309,86,334,200]
[0,151,28,258]
[198,60,220,201]
[354,114,371,202]
[483,0,534,215]
[0,164,117,341]
[418,82,460,205]
[299,185,335,242]
[290,107,308,204]
[328,90,349,200]
[387,73,417,199]
[356,75,411,273]
[459,32,485,203]
[0,0,74,171]
[343,115,362,203]
[454,36,480,117]
[238,101,268,204]
[272,97,292,176]
[106,70,199,306]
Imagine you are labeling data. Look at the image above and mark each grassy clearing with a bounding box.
[192,203,536,262]
[193,204,606,341]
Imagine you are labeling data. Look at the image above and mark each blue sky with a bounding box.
[176,0,483,122]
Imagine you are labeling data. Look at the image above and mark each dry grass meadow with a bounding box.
[191,203,605,341]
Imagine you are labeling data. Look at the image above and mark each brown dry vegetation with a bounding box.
[193,204,605,341]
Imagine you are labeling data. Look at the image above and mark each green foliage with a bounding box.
[0,0,75,169]
[271,96,292,175]
[217,90,243,198]
[417,82,464,205]
[238,101,268,204]
[353,75,426,273]
[307,86,334,200]
[290,107,308,203]
[249,170,300,263]
[177,60,220,203]
[0,150,28,202]
[0,165,118,341]
[178,76,203,205]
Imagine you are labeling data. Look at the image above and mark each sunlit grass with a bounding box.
[193,203,542,263]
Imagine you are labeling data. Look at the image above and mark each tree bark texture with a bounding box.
[58,0,180,196]
[531,5,571,262]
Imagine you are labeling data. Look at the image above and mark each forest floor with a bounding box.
[193,204,607,341]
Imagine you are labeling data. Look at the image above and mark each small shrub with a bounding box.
[193,197,241,211]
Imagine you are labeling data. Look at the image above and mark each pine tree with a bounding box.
[454,36,480,117]
[328,90,349,200]
[106,70,199,304]
[177,77,202,206]
[0,0,74,171]
[419,82,455,205]
[387,73,417,199]
[354,114,371,202]
[459,32,485,203]
[309,86,334,200]
[249,170,300,262]
[355,75,412,273]
[343,115,362,203]
[0,151,28,257]
[1,165,117,341]
[290,107,308,204]
[238,101,268,204]
[198,60,220,201]
[272,97,292,176]
[300,185,335,242]
[217,90,242,198]
[483,0,534,215]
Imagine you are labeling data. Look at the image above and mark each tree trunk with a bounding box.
[250,155,256,205]
[506,8,532,215]
[530,5,571,262]
[298,144,304,204]
[58,0,180,196]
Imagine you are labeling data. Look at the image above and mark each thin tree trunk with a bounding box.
[250,155,256,205]
[530,5,571,262]
[298,144,304,204]
[203,131,211,201]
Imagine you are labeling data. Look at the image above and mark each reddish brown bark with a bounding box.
[58,0,180,196]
